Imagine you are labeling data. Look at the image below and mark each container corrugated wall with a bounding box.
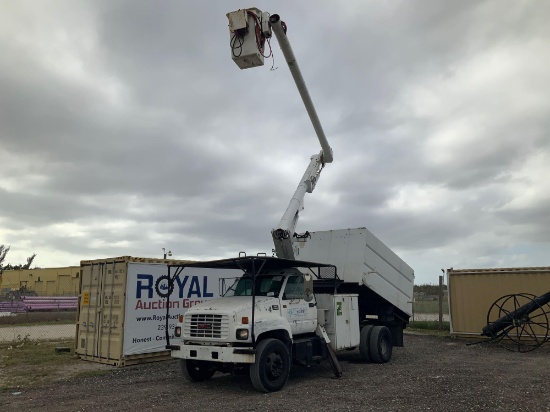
[75,256,192,366]
[448,267,550,338]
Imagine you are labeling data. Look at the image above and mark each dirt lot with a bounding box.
[1,333,549,411]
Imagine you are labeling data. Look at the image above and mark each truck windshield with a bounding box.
[223,275,284,297]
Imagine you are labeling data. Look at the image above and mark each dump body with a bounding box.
[295,228,414,317]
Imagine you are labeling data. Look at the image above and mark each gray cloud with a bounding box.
[1,0,549,283]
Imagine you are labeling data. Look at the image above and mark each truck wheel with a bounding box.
[369,326,392,364]
[359,325,374,362]
[250,338,290,393]
[180,359,215,382]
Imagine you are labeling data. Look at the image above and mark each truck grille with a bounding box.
[184,314,229,339]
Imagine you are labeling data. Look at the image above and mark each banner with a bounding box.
[123,263,241,356]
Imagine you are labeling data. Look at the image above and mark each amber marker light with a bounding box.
[241,316,249,324]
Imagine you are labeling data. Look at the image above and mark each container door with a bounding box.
[76,261,126,363]
[76,262,102,358]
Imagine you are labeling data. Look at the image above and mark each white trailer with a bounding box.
[157,8,414,392]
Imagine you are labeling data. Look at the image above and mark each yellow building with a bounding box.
[0,266,80,296]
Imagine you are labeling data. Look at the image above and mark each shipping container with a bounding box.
[75,256,231,366]
[447,267,550,338]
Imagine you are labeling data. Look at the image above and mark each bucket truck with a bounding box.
[158,8,414,393]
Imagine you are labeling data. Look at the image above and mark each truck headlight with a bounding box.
[175,326,182,337]
[236,328,249,340]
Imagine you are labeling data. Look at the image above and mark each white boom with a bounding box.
[227,9,333,259]
[269,15,333,164]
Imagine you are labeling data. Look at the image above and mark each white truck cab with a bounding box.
[178,268,318,357]
[159,252,411,393]
[160,257,348,392]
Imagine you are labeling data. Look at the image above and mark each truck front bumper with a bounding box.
[171,343,256,364]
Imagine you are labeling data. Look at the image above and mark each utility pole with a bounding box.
[439,269,444,329]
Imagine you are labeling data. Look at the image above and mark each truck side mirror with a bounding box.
[303,274,314,302]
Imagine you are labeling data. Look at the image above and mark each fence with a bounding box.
[0,273,78,343]
[1,296,77,311]
[411,299,449,321]
[410,276,449,330]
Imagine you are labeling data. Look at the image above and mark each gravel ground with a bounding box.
[1,333,549,412]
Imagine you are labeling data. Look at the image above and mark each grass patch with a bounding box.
[412,300,449,314]
[0,320,75,329]
[0,339,79,390]
[409,320,450,331]
[407,321,451,338]
[0,312,76,326]
[407,329,451,338]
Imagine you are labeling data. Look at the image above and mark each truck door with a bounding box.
[281,274,317,335]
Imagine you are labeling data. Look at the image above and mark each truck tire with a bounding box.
[250,338,290,393]
[359,325,374,362]
[369,326,392,364]
[180,359,215,382]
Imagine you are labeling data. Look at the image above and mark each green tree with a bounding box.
[0,245,37,272]
[0,245,10,273]
[23,253,36,270]
[413,283,447,296]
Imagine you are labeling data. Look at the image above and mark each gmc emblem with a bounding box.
[197,323,212,330]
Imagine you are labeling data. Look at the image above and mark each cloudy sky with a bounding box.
[1,1,549,284]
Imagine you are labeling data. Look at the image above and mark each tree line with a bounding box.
[414,283,447,295]
[0,245,37,272]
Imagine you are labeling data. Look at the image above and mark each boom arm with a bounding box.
[227,9,333,260]
[272,153,324,259]
[269,15,333,164]
[269,14,333,259]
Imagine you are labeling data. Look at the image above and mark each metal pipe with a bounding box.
[269,14,333,163]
